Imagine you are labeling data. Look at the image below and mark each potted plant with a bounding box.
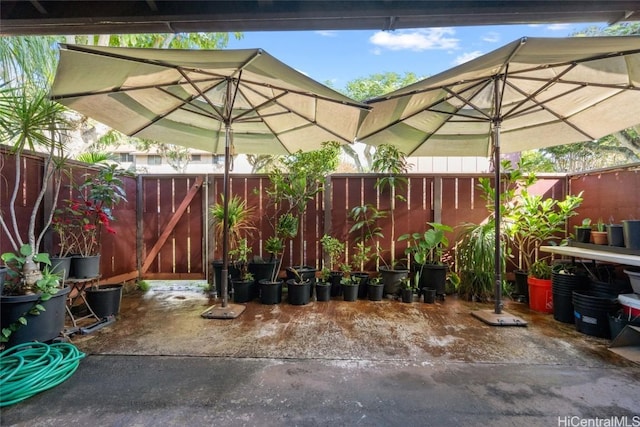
[1,245,70,347]
[371,144,410,294]
[315,268,332,302]
[285,267,311,306]
[266,141,340,276]
[60,163,129,278]
[341,273,359,302]
[606,218,625,247]
[229,238,254,303]
[209,194,255,296]
[528,259,553,313]
[591,218,608,245]
[349,204,384,298]
[574,218,592,243]
[259,214,297,304]
[320,234,346,297]
[399,275,415,303]
[399,222,453,299]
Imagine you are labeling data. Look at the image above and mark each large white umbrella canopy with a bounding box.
[51,44,370,315]
[357,36,640,321]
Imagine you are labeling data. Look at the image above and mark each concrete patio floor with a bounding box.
[2,281,639,426]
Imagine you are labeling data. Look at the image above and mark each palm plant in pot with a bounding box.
[399,222,453,299]
[371,144,410,295]
[209,194,255,297]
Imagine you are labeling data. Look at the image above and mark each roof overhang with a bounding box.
[1,1,639,36]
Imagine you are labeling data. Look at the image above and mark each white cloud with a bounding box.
[482,32,500,43]
[454,51,484,65]
[547,23,571,31]
[315,30,338,37]
[369,28,460,52]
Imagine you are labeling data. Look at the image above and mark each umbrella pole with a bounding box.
[470,119,526,326]
[201,123,246,319]
[493,122,502,315]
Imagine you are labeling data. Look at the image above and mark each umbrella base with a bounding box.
[201,303,246,319]
[471,309,527,327]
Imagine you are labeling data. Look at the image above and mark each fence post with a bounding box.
[433,175,443,224]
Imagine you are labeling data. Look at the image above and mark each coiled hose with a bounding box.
[0,342,85,407]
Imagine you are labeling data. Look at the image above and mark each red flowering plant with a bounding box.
[53,164,129,257]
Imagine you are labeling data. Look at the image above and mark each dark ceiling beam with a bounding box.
[1,1,639,36]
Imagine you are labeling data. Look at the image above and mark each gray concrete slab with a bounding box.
[2,283,639,426]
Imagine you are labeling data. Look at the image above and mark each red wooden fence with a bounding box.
[2,147,639,284]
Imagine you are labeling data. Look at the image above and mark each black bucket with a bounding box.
[552,271,587,324]
[572,290,619,339]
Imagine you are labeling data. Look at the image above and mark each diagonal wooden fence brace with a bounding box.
[141,176,203,274]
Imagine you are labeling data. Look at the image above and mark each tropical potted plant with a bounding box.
[1,245,70,347]
[341,273,359,302]
[229,238,254,303]
[528,259,553,313]
[315,268,332,302]
[59,163,129,278]
[320,234,346,297]
[591,218,608,245]
[209,194,256,296]
[266,141,340,277]
[259,213,297,304]
[348,204,384,298]
[574,218,592,243]
[399,222,453,298]
[371,144,410,295]
[285,267,311,306]
[399,275,415,303]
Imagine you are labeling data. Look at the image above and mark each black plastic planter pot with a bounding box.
[401,288,413,303]
[71,255,100,279]
[422,287,436,304]
[379,266,408,295]
[259,279,283,305]
[367,282,384,301]
[352,272,370,299]
[85,284,123,318]
[423,264,447,296]
[50,256,71,281]
[232,279,255,303]
[315,282,331,301]
[574,227,591,243]
[212,260,240,298]
[552,271,588,323]
[287,280,311,305]
[342,283,359,301]
[607,224,625,247]
[329,271,343,297]
[0,286,71,348]
[514,270,529,302]
[623,220,640,250]
[572,290,619,339]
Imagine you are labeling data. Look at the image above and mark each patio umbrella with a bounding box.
[50,44,369,318]
[357,36,640,325]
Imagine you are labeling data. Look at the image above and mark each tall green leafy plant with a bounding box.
[266,141,340,267]
[0,37,71,292]
[371,144,410,267]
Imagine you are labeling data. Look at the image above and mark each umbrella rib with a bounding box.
[178,67,227,121]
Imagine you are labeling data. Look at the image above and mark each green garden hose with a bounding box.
[0,342,85,407]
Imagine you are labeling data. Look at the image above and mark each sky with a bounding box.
[225,22,605,92]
